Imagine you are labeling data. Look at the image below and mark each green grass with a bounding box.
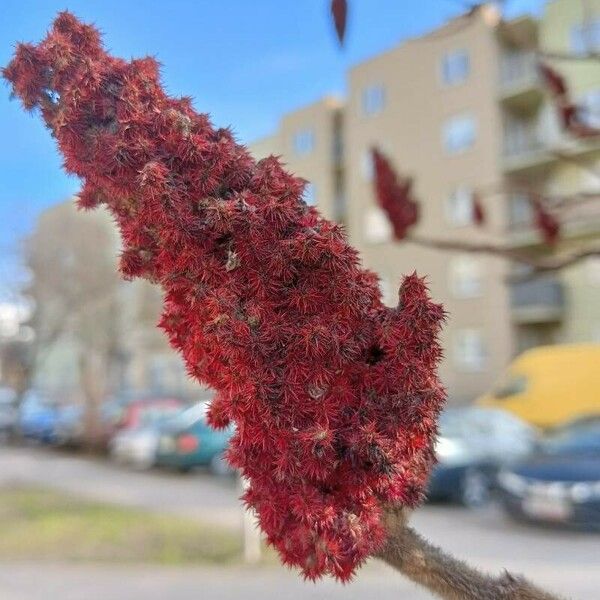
[0,486,243,565]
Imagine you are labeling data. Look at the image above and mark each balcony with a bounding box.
[510,278,565,324]
[499,51,544,113]
[502,131,557,174]
[502,108,563,174]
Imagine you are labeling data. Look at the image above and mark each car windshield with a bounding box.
[138,404,182,427]
[166,402,209,429]
[492,373,527,399]
[542,422,600,456]
[439,409,468,438]
[439,407,517,439]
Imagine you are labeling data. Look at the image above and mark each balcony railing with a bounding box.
[504,129,544,158]
[499,51,540,91]
[510,278,565,323]
[501,107,563,172]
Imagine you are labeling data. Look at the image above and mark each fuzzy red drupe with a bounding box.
[371,148,419,241]
[4,13,446,580]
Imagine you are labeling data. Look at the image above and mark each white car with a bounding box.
[109,427,160,470]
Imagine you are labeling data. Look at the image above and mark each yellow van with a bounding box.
[477,344,600,429]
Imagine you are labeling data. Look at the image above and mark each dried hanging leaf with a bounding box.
[331,0,348,46]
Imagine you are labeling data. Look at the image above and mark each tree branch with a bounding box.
[406,235,600,279]
[377,507,564,600]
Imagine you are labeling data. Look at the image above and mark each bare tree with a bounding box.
[25,201,123,448]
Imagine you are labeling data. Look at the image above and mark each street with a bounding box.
[1,446,598,599]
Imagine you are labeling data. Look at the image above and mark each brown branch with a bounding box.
[377,507,564,600]
[406,234,600,279]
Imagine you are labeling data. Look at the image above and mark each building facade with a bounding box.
[501,0,600,353]
[251,0,600,404]
[250,96,345,224]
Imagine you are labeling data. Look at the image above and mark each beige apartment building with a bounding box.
[250,96,345,224]
[251,0,600,404]
[501,0,600,354]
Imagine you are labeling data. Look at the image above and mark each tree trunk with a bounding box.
[79,351,105,452]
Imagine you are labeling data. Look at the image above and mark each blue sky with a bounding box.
[0,0,546,297]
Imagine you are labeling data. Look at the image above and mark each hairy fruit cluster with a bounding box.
[4,13,445,580]
[371,148,419,240]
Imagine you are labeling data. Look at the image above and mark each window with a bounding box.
[578,89,600,129]
[361,85,386,116]
[508,192,533,227]
[449,256,482,298]
[304,182,317,207]
[443,114,476,154]
[571,19,600,56]
[441,49,470,86]
[292,129,315,156]
[361,149,375,181]
[454,329,486,372]
[364,207,392,243]
[445,186,474,226]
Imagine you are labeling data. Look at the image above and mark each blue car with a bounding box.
[155,402,234,474]
[19,392,60,443]
[427,407,537,507]
[497,418,600,530]
[53,404,85,447]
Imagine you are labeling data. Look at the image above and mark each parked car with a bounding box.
[155,402,234,474]
[109,397,186,469]
[18,391,59,444]
[478,344,600,429]
[99,395,183,450]
[53,404,85,447]
[427,406,538,507]
[0,387,17,441]
[497,417,600,530]
[110,426,162,470]
[118,397,186,430]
